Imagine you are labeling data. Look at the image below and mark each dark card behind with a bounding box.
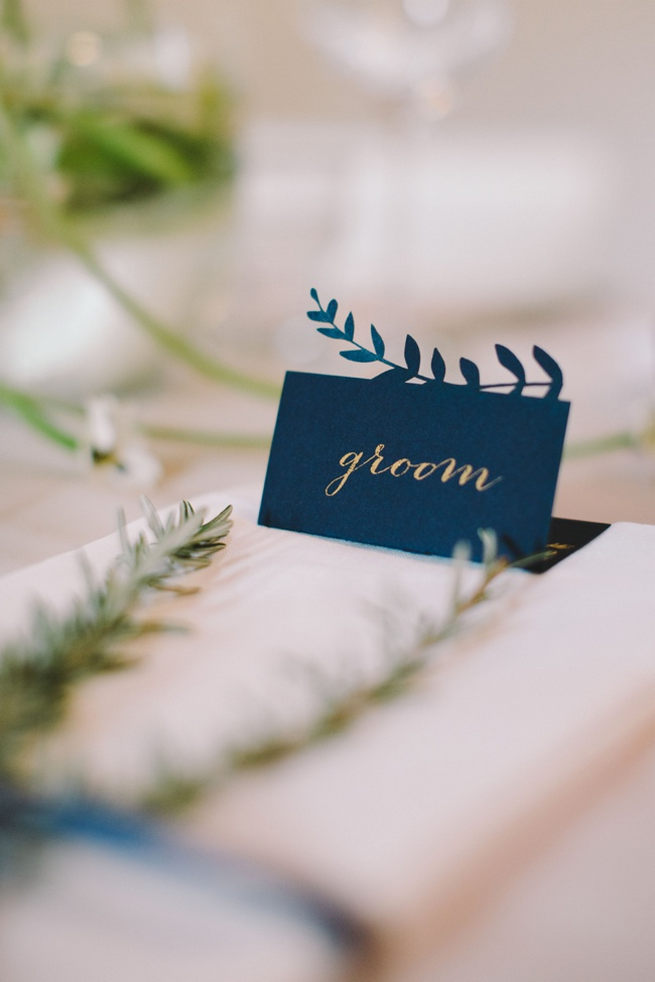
[259,372,570,562]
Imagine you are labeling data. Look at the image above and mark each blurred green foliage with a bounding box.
[0,1,235,213]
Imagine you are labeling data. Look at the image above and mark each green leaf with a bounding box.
[344,312,355,341]
[68,115,195,187]
[326,299,338,321]
[340,349,378,362]
[307,310,330,322]
[370,324,385,359]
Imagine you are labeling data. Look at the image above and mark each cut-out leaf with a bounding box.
[373,366,410,385]
[431,346,446,383]
[309,290,565,401]
[340,349,378,363]
[533,346,563,399]
[370,324,385,359]
[495,344,526,393]
[459,357,480,389]
[404,334,421,376]
[317,327,344,338]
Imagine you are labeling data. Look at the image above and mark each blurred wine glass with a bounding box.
[305,0,512,120]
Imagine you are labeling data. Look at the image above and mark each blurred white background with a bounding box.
[2,0,653,528]
[28,0,655,307]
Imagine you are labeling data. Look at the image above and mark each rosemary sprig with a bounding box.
[141,533,517,815]
[0,498,233,783]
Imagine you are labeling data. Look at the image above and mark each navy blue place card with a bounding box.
[259,292,571,563]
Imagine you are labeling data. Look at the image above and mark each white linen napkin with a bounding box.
[1,486,654,978]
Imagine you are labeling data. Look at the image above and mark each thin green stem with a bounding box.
[0,381,79,450]
[71,243,280,398]
[565,431,640,459]
[0,92,279,400]
[143,423,270,449]
[1,380,271,453]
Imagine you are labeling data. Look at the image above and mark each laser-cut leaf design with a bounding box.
[308,289,564,400]
[431,346,446,383]
[459,357,480,389]
[370,324,385,359]
[495,344,526,394]
[317,326,344,338]
[340,349,378,363]
[404,334,421,376]
[533,346,563,399]
[373,366,410,385]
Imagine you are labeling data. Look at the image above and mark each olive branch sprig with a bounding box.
[308,289,564,399]
[0,498,233,783]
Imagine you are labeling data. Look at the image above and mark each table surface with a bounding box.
[2,306,654,575]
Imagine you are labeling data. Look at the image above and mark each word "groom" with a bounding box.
[325,443,502,497]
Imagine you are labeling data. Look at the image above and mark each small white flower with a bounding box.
[83,395,162,488]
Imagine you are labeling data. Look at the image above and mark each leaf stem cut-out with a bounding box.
[459,358,480,390]
[404,335,421,376]
[533,345,564,399]
[495,344,526,395]
[431,347,446,383]
[370,324,385,359]
[308,289,564,399]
